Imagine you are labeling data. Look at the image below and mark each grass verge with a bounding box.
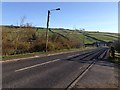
[109,52,120,64]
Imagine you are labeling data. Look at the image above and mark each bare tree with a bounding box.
[20,16,26,27]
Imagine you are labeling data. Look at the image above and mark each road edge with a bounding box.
[1,48,95,63]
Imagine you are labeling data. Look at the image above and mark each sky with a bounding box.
[2,2,118,33]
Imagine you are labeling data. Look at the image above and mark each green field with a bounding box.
[36,28,118,44]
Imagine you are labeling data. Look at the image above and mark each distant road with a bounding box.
[2,47,109,88]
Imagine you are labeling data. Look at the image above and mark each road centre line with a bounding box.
[15,59,61,72]
[67,54,78,58]
[68,55,75,58]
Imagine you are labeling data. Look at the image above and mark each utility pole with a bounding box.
[45,10,50,52]
[45,8,60,52]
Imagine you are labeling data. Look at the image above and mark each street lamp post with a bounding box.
[45,8,60,52]
[45,10,50,53]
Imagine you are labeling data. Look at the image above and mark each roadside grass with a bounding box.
[0,56,2,59]
[109,52,120,64]
[2,46,96,60]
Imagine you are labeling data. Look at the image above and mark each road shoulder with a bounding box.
[74,59,119,88]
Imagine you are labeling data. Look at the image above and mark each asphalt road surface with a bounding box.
[2,47,109,89]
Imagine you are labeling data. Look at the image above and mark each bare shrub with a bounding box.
[114,35,120,52]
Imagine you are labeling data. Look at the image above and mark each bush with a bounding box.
[2,41,15,55]
[113,34,120,52]
[15,42,30,54]
[2,26,83,55]
[114,37,120,52]
[31,40,46,52]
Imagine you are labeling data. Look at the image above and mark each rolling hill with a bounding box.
[2,25,119,55]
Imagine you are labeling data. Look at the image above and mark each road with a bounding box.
[2,47,109,88]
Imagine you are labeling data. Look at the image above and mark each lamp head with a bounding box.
[56,8,60,10]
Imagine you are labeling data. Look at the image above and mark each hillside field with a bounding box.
[36,28,118,44]
[2,26,119,55]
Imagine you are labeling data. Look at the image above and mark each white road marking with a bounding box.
[68,56,73,58]
[79,67,82,70]
[68,54,80,58]
[68,55,76,58]
[15,59,60,72]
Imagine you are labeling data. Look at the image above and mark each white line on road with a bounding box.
[15,59,61,72]
[67,54,80,58]
[68,55,74,58]
[67,55,76,58]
